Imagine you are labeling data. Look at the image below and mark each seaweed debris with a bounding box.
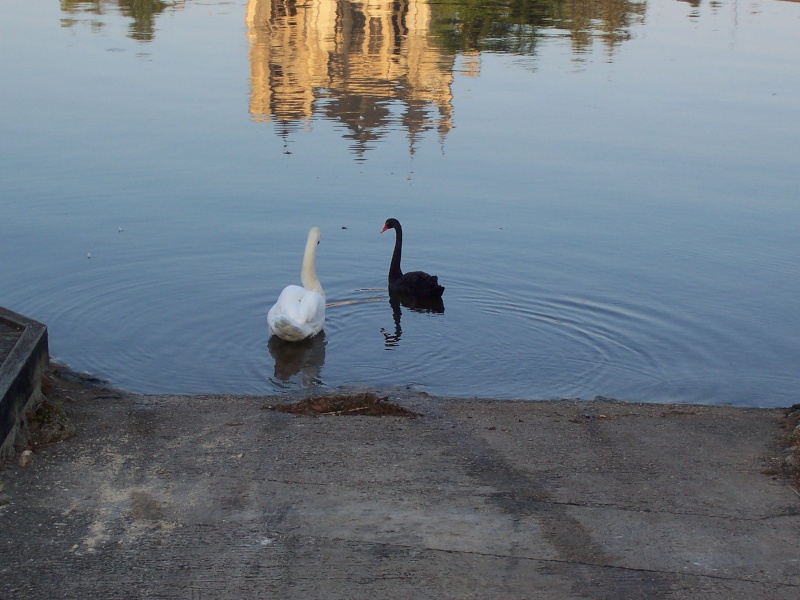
[264,393,418,418]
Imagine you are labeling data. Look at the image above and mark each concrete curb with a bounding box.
[0,306,49,457]
[2,385,798,598]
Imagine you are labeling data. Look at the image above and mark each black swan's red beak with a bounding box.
[381,224,389,233]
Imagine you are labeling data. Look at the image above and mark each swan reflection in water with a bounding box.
[382,294,445,348]
[268,330,326,386]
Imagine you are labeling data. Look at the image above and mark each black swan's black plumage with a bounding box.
[381,218,445,300]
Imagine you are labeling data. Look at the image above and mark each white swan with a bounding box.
[267,227,326,342]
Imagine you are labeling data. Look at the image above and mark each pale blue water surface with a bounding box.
[1,0,798,406]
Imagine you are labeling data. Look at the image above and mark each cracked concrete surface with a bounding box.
[0,374,798,599]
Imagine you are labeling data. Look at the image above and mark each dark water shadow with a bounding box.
[268,330,327,386]
[382,294,445,348]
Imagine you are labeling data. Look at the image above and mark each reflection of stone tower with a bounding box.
[458,51,482,78]
[246,0,337,125]
[245,0,455,156]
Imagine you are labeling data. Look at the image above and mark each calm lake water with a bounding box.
[1,0,798,406]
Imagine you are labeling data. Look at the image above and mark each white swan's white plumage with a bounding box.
[268,227,326,342]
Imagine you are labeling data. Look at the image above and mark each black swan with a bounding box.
[380,218,445,300]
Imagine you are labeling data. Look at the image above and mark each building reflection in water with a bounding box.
[59,0,649,157]
[245,0,456,158]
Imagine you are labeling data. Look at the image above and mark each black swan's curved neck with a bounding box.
[389,224,403,282]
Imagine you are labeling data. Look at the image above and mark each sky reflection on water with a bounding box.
[1,0,798,406]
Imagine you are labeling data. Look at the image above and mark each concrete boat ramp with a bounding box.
[0,307,798,599]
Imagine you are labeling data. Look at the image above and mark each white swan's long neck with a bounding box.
[301,228,324,298]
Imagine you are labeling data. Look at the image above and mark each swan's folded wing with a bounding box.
[299,292,326,331]
[268,285,326,341]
